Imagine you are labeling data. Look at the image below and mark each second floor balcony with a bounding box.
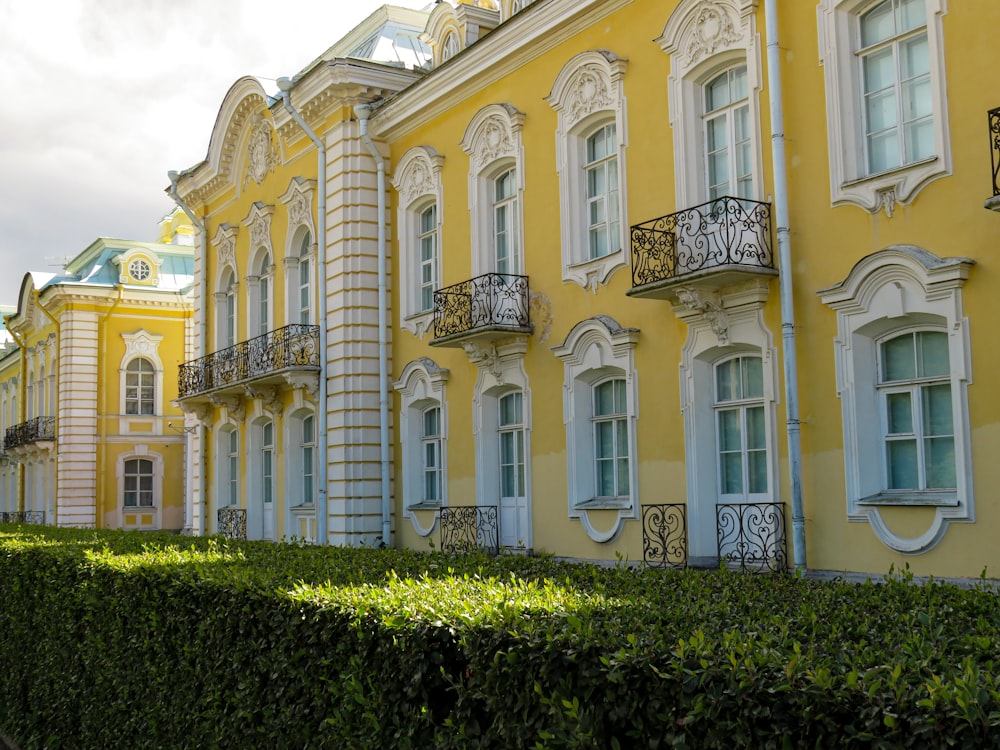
[178,324,320,402]
[628,196,777,300]
[430,272,532,347]
[4,417,56,452]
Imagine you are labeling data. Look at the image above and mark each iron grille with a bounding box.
[631,196,773,287]
[439,505,499,554]
[4,417,56,449]
[178,324,319,399]
[641,504,688,568]
[217,507,247,540]
[990,107,1000,197]
[432,273,530,340]
[716,502,787,573]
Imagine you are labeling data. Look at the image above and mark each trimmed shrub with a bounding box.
[0,525,998,748]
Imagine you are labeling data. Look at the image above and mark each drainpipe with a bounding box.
[354,103,392,547]
[167,174,207,535]
[764,0,806,572]
[276,77,329,546]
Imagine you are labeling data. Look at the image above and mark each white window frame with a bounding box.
[552,316,639,544]
[119,330,165,427]
[420,406,443,505]
[657,0,764,210]
[116,449,165,530]
[216,267,238,349]
[583,124,621,262]
[392,146,445,337]
[215,425,240,516]
[279,177,317,327]
[702,66,754,201]
[819,245,974,553]
[124,358,156,416]
[247,249,274,339]
[394,358,450,537]
[546,50,629,291]
[713,354,770,502]
[591,377,630,501]
[461,104,526,279]
[817,0,950,214]
[123,457,155,508]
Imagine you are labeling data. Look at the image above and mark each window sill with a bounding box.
[407,502,442,511]
[857,491,958,508]
[291,504,315,515]
[575,497,631,511]
[841,157,939,189]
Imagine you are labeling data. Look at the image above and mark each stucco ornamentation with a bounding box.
[245,115,279,187]
[675,287,730,345]
[212,224,238,269]
[682,1,740,69]
[565,65,614,130]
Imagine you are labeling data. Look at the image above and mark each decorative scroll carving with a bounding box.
[461,105,524,171]
[680,1,741,70]
[279,177,317,240]
[242,202,275,258]
[212,224,238,269]
[674,287,730,345]
[208,393,246,422]
[244,114,279,187]
[461,342,503,382]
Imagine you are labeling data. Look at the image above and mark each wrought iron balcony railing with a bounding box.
[630,197,773,289]
[717,502,787,573]
[989,107,1000,197]
[432,273,530,342]
[0,511,45,524]
[439,505,499,554]
[178,324,319,399]
[217,507,247,540]
[641,504,688,568]
[4,417,56,449]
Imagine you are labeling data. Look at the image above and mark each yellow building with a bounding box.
[169,6,430,544]
[363,0,1000,579]
[0,216,194,531]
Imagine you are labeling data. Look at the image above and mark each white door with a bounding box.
[498,392,529,548]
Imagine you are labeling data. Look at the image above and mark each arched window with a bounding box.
[703,66,752,200]
[492,168,520,274]
[125,358,156,416]
[298,232,312,325]
[123,458,154,507]
[219,268,237,348]
[584,123,620,259]
[257,252,272,336]
[441,32,460,62]
[713,355,768,500]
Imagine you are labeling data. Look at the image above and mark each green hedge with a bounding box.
[0,525,999,748]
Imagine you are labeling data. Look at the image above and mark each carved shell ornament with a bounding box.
[568,67,612,126]
[475,117,513,168]
[683,1,740,68]
[401,159,435,205]
[245,115,279,187]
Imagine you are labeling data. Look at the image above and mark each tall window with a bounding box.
[227,429,239,507]
[878,330,954,491]
[421,406,442,503]
[714,356,768,499]
[261,421,274,507]
[585,124,620,259]
[301,415,315,505]
[125,358,155,416]
[592,378,629,499]
[859,0,932,174]
[123,458,154,507]
[298,232,312,325]
[222,270,237,348]
[493,169,519,274]
[498,392,525,500]
[704,66,752,200]
[258,253,272,336]
[418,205,438,311]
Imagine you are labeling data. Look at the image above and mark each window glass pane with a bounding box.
[613,379,627,413]
[882,334,916,381]
[748,449,768,494]
[616,418,628,459]
[423,407,439,437]
[921,383,952,437]
[593,381,615,416]
[904,118,935,163]
[865,88,898,134]
[595,421,615,459]
[720,453,743,495]
[886,391,914,434]
[718,409,741,452]
[731,66,748,100]
[900,34,929,79]
[916,331,949,377]
[616,456,629,496]
[596,458,615,497]
[499,392,522,426]
[705,71,731,111]
[897,0,926,33]
[887,438,919,489]
[868,129,900,172]
[746,406,766,450]
[303,416,314,443]
[742,357,764,399]
[924,436,956,489]
[860,0,895,47]
[715,359,739,402]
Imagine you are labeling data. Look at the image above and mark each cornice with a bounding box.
[373,0,633,140]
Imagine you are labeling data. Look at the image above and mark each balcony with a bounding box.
[4,417,56,455]
[438,505,499,554]
[628,197,777,300]
[430,273,531,347]
[987,107,1000,211]
[217,508,247,540]
[0,511,45,524]
[177,324,320,403]
[641,501,787,572]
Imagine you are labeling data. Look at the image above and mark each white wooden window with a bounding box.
[592,378,629,499]
[421,406,442,503]
[227,428,239,507]
[714,356,768,500]
[584,124,620,260]
[301,415,315,505]
[418,205,438,312]
[498,392,525,501]
[704,67,753,201]
[125,358,155,416]
[123,458,154,508]
[493,169,520,274]
[298,232,312,325]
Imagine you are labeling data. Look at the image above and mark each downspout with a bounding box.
[33,292,61,526]
[167,174,207,535]
[97,285,125,528]
[354,103,392,547]
[764,0,806,572]
[276,77,329,546]
[6,324,26,512]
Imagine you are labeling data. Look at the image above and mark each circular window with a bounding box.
[129,259,151,282]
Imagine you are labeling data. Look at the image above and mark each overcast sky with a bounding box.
[0,0,431,305]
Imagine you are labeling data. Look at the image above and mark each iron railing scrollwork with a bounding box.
[433,273,530,340]
[716,502,787,573]
[0,511,44,524]
[439,505,499,554]
[989,107,1000,197]
[642,504,688,568]
[631,197,773,287]
[4,417,56,449]
[217,507,247,540]
[178,324,320,398]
